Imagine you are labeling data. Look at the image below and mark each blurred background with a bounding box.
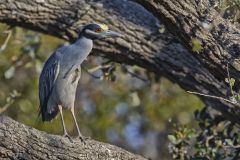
[0,24,203,159]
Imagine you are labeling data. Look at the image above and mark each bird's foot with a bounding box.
[78,135,90,144]
[63,133,73,143]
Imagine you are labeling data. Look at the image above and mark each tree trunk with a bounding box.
[0,1,239,121]
[0,116,145,160]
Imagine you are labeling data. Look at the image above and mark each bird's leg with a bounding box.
[70,107,87,143]
[58,105,72,141]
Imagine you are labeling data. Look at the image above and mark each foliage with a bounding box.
[169,107,240,160]
[191,38,203,53]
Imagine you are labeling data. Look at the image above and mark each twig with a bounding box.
[187,91,240,107]
[226,63,234,96]
[0,102,12,114]
[121,65,149,82]
[206,135,214,147]
[87,64,112,73]
[0,30,12,52]
[124,69,149,82]
[0,90,21,114]
[223,144,240,149]
[82,67,102,79]
[82,64,112,79]
[83,63,149,83]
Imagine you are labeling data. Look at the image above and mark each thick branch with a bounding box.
[134,0,240,85]
[0,0,240,122]
[132,0,240,121]
[0,116,145,160]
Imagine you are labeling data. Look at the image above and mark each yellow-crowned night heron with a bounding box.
[39,23,122,141]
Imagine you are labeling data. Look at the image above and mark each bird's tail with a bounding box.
[39,105,59,122]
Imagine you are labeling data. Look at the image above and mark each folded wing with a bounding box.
[39,51,61,121]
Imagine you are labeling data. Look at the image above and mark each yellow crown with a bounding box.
[99,24,109,31]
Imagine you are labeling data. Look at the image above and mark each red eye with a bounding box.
[95,28,102,33]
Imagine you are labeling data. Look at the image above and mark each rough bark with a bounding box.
[133,0,240,119]
[0,116,145,160]
[134,0,240,79]
[0,0,239,122]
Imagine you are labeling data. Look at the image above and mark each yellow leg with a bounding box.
[58,105,69,137]
[70,107,84,142]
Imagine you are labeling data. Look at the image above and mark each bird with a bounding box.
[38,23,122,141]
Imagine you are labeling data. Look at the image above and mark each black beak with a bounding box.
[105,30,123,38]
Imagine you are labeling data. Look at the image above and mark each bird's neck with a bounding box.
[67,35,93,64]
[74,35,93,46]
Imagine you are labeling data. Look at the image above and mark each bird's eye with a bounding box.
[95,28,102,33]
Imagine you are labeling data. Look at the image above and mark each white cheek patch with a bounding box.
[99,24,109,31]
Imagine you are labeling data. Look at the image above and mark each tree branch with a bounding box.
[0,116,145,160]
[134,0,240,79]
[133,0,240,121]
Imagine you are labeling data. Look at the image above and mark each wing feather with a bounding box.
[38,50,61,120]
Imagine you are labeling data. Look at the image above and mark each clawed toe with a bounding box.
[78,136,89,144]
[63,134,73,142]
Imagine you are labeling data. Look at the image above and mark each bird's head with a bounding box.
[80,23,122,40]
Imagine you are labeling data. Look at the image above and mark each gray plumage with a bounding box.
[38,23,122,140]
[39,37,92,121]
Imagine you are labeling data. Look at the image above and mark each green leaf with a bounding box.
[237,94,240,100]
[158,25,165,33]
[187,129,196,138]
[191,38,203,53]
[168,135,177,144]
[225,77,235,88]
[225,78,229,83]
[225,139,233,146]
[229,78,235,87]
[4,66,15,79]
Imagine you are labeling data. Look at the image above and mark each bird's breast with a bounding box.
[71,68,81,84]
